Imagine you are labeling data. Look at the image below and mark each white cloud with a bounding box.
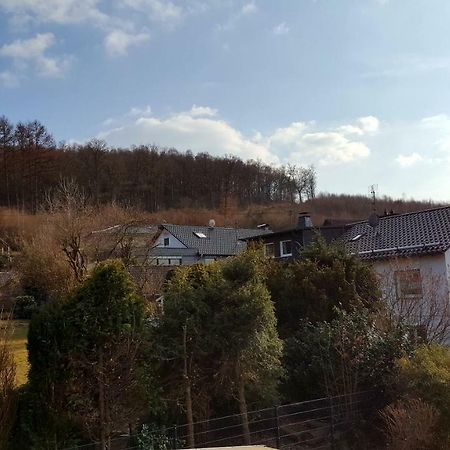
[420,114,450,129]
[217,1,258,32]
[104,30,150,56]
[241,2,257,15]
[120,0,183,24]
[0,0,110,27]
[395,152,423,167]
[273,22,289,35]
[0,70,19,87]
[128,105,152,116]
[97,107,374,167]
[363,55,450,79]
[189,104,218,117]
[358,116,379,134]
[98,111,277,163]
[0,33,72,78]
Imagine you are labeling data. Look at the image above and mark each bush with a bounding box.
[0,316,16,450]
[13,295,38,319]
[283,309,413,401]
[398,344,450,442]
[0,253,11,271]
[267,237,381,338]
[381,397,439,450]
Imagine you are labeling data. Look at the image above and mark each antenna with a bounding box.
[368,184,380,230]
[368,184,378,212]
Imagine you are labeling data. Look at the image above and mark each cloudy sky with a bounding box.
[1,0,450,201]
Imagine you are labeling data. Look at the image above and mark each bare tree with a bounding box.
[44,179,91,282]
[379,260,450,344]
[287,164,317,203]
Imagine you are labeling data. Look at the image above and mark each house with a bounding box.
[342,206,450,341]
[342,206,450,289]
[149,222,273,266]
[244,212,349,260]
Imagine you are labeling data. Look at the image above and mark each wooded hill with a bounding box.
[0,115,443,229]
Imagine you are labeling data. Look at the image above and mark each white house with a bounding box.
[343,206,450,342]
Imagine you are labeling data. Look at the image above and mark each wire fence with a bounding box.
[65,390,377,450]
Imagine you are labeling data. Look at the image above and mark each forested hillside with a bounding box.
[0,116,317,212]
[0,115,442,229]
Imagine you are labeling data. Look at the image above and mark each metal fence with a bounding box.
[65,391,376,450]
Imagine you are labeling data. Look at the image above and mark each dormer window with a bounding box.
[163,237,170,246]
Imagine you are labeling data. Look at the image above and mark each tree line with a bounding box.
[0,115,316,213]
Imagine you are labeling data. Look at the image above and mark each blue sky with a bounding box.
[1,0,450,201]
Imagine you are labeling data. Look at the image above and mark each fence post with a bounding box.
[173,425,178,449]
[274,405,281,449]
[329,396,335,450]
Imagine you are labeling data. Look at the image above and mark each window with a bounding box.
[395,269,423,300]
[163,237,170,246]
[193,232,207,238]
[264,243,275,258]
[280,240,292,257]
[156,257,182,266]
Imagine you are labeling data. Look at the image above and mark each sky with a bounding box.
[1,0,450,201]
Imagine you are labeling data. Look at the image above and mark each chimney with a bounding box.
[297,212,313,229]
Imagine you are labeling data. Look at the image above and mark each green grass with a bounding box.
[3,320,30,386]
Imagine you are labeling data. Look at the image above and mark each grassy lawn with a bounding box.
[2,320,29,386]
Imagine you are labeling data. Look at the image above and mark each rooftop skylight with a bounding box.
[193,232,207,238]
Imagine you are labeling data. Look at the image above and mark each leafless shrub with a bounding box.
[381,397,439,450]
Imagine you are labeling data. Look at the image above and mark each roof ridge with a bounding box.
[163,223,266,231]
[349,204,450,226]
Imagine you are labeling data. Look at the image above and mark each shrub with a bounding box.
[0,317,16,450]
[0,253,11,271]
[283,309,413,401]
[267,237,381,338]
[13,295,37,319]
[381,397,439,450]
[137,424,171,450]
[398,344,450,442]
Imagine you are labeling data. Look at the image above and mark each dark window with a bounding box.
[280,240,292,256]
[163,237,170,246]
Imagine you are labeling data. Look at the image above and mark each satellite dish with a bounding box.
[208,219,216,228]
[368,213,380,228]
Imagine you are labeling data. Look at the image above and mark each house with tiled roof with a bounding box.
[342,206,450,342]
[150,223,272,266]
[244,212,349,260]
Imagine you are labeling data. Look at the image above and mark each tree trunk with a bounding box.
[236,363,250,445]
[183,325,195,448]
[99,350,107,450]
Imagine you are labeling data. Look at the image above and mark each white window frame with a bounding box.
[280,240,292,257]
[264,243,275,258]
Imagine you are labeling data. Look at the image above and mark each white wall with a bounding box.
[372,253,450,343]
[154,229,187,248]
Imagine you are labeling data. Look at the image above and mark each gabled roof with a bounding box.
[342,206,450,260]
[160,224,272,256]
